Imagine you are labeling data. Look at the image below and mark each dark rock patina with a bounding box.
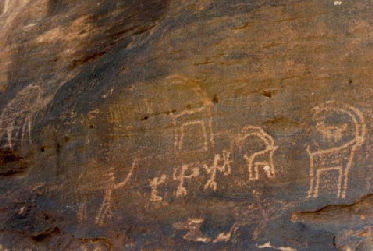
[1,0,373,250]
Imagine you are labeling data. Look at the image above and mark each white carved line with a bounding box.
[95,159,138,225]
[307,101,366,199]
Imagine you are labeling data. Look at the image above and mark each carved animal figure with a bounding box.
[168,75,214,153]
[0,85,42,149]
[307,101,366,199]
[235,126,278,181]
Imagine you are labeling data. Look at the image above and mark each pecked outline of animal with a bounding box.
[0,85,43,149]
[234,126,278,181]
[306,101,366,199]
[167,75,214,153]
[316,121,347,143]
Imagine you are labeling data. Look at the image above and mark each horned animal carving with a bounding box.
[235,126,278,181]
[307,101,366,199]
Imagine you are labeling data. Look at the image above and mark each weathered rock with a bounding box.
[1,0,373,250]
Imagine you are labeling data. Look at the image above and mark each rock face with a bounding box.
[1,0,373,250]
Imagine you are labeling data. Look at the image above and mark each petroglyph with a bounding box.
[307,101,366,199]
[203,151,232,191]
[172,108,214,152]
[173,164,200,197]
[173,218,238,244]
[179,120,209,151]
[235,126,278,181]
[113,159,137,190]
[173,218,211,243]
[168,75,214,153]
[95,171,115,226]
[150,174,167,202]
[95,159,138,225]
[108,104,125,125]
[143,98,153,114]
[0,85,42,149]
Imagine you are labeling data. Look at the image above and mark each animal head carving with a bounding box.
[316,122,347,143]
[312,101,366,147]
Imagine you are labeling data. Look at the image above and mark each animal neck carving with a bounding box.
[307,101,366,199]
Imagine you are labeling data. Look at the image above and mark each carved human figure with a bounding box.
[95,188,113,226]
[307,101,366,199]
[95,159,137,225]
[173,164,200,197]
[203,151,232,191]
[77,199,87,224]
[235,126,278,181]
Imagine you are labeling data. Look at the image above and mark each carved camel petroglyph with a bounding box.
[307,101,366,199]
[235,126,278,181]
[168,75,214,153]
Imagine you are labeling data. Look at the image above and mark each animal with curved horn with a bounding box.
[236,126,278,181]
[307,101,366,199]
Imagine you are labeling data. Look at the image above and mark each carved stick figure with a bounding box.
[307,101,366,199]
[173,164,199,197]
[95,159,137,225]
[203,151,232,191]
[95,188,113,226]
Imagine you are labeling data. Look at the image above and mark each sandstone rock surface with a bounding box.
[1,0,373,250]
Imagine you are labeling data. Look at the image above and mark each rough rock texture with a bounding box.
[1,0,373,250]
